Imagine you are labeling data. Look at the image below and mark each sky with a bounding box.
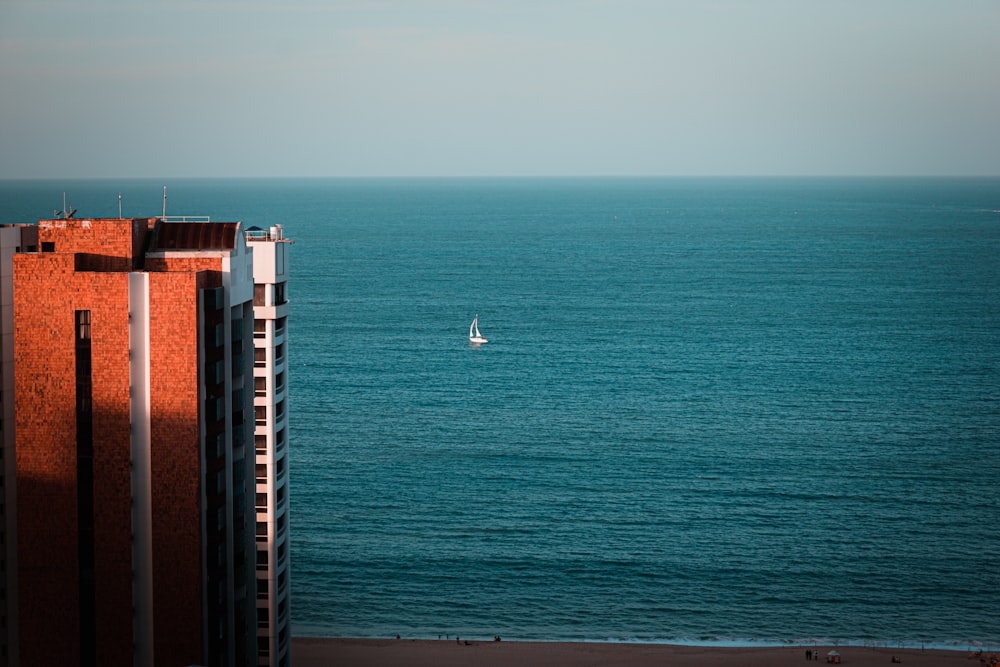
[1,0,998,179]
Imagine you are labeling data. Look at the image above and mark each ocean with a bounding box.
[2,177,998,648]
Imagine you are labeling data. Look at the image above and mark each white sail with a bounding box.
[469,314,488,344]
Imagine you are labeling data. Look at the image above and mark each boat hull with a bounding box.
[469,337,488,344]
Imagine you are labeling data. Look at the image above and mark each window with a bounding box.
[275,371,284,392]
[204,287,223,311]
[232,425,245,450]
[255,405,267,425]
[256,521,267,537]
[76,310,91,340]
[257,549,269,569]
[254,319,266,337]
[42,241,55,252]
[256,492,267,508]
[210,397,225,422]
[255,376,267,397]
[276,485,285,507]
[208,359,224,385]
[257,579,268,600]
[275,400,285,421]
[211,433,225,459]
[231,352,244,378]
[275,456,285,480]
[254,284,266,307]
[275,343,284,364]
[254,348,267,368]
[255,434,267,454]
[274,282,286,305]
[258,607,270,628]
[275,429,285,452]
[255,463,267,483]
[213,470,226,495]
[276,316,287,334]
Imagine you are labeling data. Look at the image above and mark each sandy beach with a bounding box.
[292,637,978,667]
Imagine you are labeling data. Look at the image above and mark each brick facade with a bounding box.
[148,270,206,664]
[14,254,135,666]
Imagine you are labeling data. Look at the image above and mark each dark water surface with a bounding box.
[3,177,998,646]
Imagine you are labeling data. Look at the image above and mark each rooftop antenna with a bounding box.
[54,192,76,219]
[118,193,123,218]
[162,186,167,217]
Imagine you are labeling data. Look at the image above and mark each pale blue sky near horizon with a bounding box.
[1,0,998,179]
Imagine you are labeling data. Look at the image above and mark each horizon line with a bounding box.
[3,173,1000,182]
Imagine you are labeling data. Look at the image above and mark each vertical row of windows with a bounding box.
[75,310,96,666]
[202,289,229,667]
[253,279,290,667]
[231,304,253,667]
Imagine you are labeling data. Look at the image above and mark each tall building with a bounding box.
[8,214,289,667]
[246,225,292,667]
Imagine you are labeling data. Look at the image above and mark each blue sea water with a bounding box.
[2,177,999,648]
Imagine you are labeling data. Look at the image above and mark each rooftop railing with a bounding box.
[161,215,211,223]
[245,224,291,243]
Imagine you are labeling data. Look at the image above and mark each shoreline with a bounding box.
[292,633,989,651]
[292,637,987,667]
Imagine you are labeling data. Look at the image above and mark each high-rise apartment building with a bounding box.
[6,213,290,667]
[246,225,292,667]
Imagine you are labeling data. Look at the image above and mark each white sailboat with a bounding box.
[469,314,488,344]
